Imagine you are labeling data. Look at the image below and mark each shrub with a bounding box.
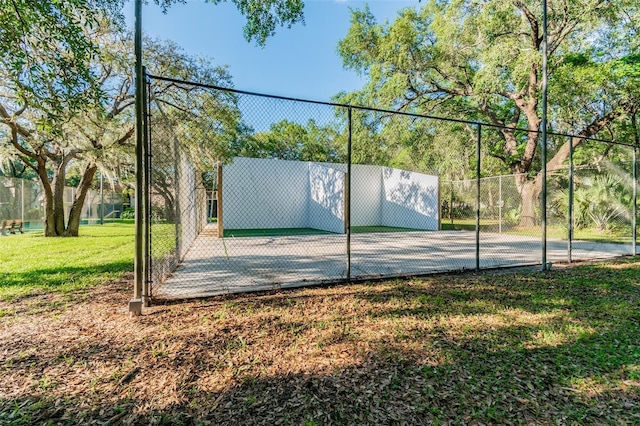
[121,207,134,219]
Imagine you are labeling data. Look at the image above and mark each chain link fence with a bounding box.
[145,74,639,300]
[0,176,124,233]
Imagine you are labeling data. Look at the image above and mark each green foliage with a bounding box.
[554,173,632,233]
[120,207,134,219]
[238,119,343,162]
[575,179,628,233]
[504,206,522,226]
[155,0,305,47]
[0,0,303,119]
[147,38,240,170]
[0,160,37,180]
[337,0,639,227]
[0,0,123,119]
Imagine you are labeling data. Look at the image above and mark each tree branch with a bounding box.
[513,0,541,49]
[546,98,639,173]
[115,125,135,146]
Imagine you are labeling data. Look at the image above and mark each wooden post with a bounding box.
[217,163,223,238]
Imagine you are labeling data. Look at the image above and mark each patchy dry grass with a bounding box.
[1,259,639,425]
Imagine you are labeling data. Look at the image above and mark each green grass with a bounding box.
[0,222,134,301]
[223,228,336,237]
[351,225,421,233]
[442,218,634,243]
[150,222,179,258]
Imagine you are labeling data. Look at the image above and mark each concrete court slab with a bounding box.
[153,226,634,300]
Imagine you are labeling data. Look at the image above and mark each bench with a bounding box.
[1,219,25,236]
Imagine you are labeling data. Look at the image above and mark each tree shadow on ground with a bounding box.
[0,262,132,290]
[1,261,638,425]
[3,324,637,425]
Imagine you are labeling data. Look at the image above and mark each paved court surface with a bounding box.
[153,224,634,299]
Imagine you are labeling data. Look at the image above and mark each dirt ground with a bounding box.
[1,263,639,425]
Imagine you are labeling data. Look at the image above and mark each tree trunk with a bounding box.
[38,157,97,237]
[37,158,57,237]
[65,163,98,236]
[51,163,67,236]
[515,175,542,228]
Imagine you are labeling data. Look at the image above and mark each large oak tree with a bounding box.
[338,0,640,226]
[0,0,306,236]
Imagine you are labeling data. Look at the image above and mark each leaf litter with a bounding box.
[1,259,639,425]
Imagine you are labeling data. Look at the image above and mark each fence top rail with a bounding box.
[146,73,636,148]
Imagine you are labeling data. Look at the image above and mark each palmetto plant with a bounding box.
[554,174,632,233]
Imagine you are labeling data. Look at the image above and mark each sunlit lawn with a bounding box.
[0,222,134,301]
[442,218,634,243]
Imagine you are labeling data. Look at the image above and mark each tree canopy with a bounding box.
[0,0,307,236]
[0,24,237,236]
[0,0,124,119]
[0,0,304,120]
[155,0,305,46]
[338,0,640,225]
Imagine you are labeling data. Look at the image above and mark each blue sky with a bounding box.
[125,0,419,102]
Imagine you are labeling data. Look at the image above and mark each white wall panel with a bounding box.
[308,163,345,233]
[222,158,439,233]
[223,158,308,229]
[350,165,383,226]
[381,167,439,230]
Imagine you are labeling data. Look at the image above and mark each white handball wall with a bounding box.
[222,157,309,229]
[178,156,206,259]
[308,163,345,233]
[350,164,383,226]
[222,157,439,233]
[380,167,439,230]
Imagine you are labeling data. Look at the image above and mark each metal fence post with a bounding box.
[130,0,144,316]
[568,136,574,263]
[142,67,151,305]
[633,145,637,256]
[346,107,352,282]
[217,162,224,238]
[541,0,549,271]
[498,174,502,233]
[476,124,481,272]
[21,178,24,224]
[633,112,639,256]
[147,87,156,298]
[449,179,454,227]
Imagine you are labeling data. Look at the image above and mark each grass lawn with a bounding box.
[442,218,634,244]
[351,225,422,233]
[1,255,639,424]
[0,222,134,301]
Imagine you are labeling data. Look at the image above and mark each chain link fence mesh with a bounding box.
[146,75,639,300]
[571,141,635,257]
[0,176,123,233]
[148,79,350,298]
